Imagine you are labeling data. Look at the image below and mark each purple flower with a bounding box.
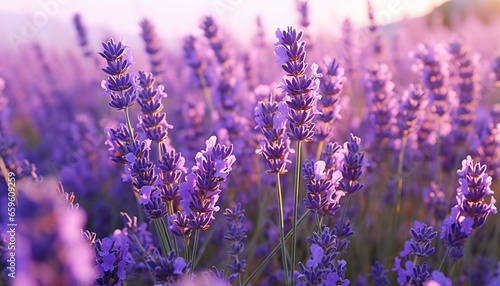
[99,39,137,110]
[426,270,452,286]
[158,143,187,202]
[369,261,389,286]
[177,136,235,231]
[364,64,397,144]
[16,180,96,286]
[477,121,500,178]
[302,159,343,216]
[315,57,345,142]
[338,134,367,195]
[440,156,497,260]
[298,225,350,285]
[200,16,228,65]
[400,221,437,258]
[95,231,131,284]
[413,43,450,117]
[491,54,500,82]
[147,249,190,284]
[72,14,93,59]
[396,84,427,136]
[456,155,497,228]
[136,70,173,143]
[224,203,248,276]
[140,19,164,82]
[448,41,478,145]
[255,99,294,174]
[275,27,321,142]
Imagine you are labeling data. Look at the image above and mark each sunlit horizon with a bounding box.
[1,0,448,51]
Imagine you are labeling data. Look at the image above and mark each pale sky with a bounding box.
[1,0,448,51]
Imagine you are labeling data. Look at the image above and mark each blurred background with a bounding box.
[0,0,478,52]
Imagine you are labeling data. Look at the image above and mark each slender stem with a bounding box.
[191,229,200,272]
[315,140,325,161]
[438,246,451,272]
[276,173,290,285]
[339,195,351,230]
[183,236,189,261]
[291,140,303,286]
[315,212,322,233]
[393,134,408,242]
[243,210,311,286]
[124,107,135,141]
[194,219,219,267]
[130,231,157,283]
[168,202,179,255]
[198,70,214,117]
[153,218,172,256]
[435,121,442,182]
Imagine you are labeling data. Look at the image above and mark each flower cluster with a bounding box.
[177,136,236,231]
[297,226,349,285]
[364,63,397,145]
[255,96,293,174]
[136,70,173,143]
[99,39,137,110]
[94,231,131,285]
[396,84,427,137]
[400,221,437,258]
[337,133,366,195]
[448,41,477,145]
[275,27,322,142]
[441,156,497,260]
[315,58,345,142]
[302,159,343,216]
[16,180,95,286]
[223,203,248,277]
[140,19,164,82]
[413,44,450,117]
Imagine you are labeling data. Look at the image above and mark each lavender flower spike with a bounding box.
[178,136,235,231]
[275,26,322,142]
[440,156,497,260]
[255,97,294,174]
[99,39,137,110]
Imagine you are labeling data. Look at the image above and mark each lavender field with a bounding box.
[2,0,500,285]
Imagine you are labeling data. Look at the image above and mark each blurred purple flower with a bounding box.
[224,203,247,277]
[16,180,95,286]
[369,261,389,286]
[315,58,345,142]
[140,19,164,83]
[364,64,397,145]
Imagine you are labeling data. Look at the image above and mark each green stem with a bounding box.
[315,140,325,161]
[438,246,451,272]
[276,173,290,285]
[392,134,408,249]
[191,229,200,272]
[124,107,135,141]
[339,195,351,230]
[291,140,303,286]
[435,121,442,182]
[243,210,311,286]
[153,218,172,256]
[130,232,157,283]
[168,202,179,255]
